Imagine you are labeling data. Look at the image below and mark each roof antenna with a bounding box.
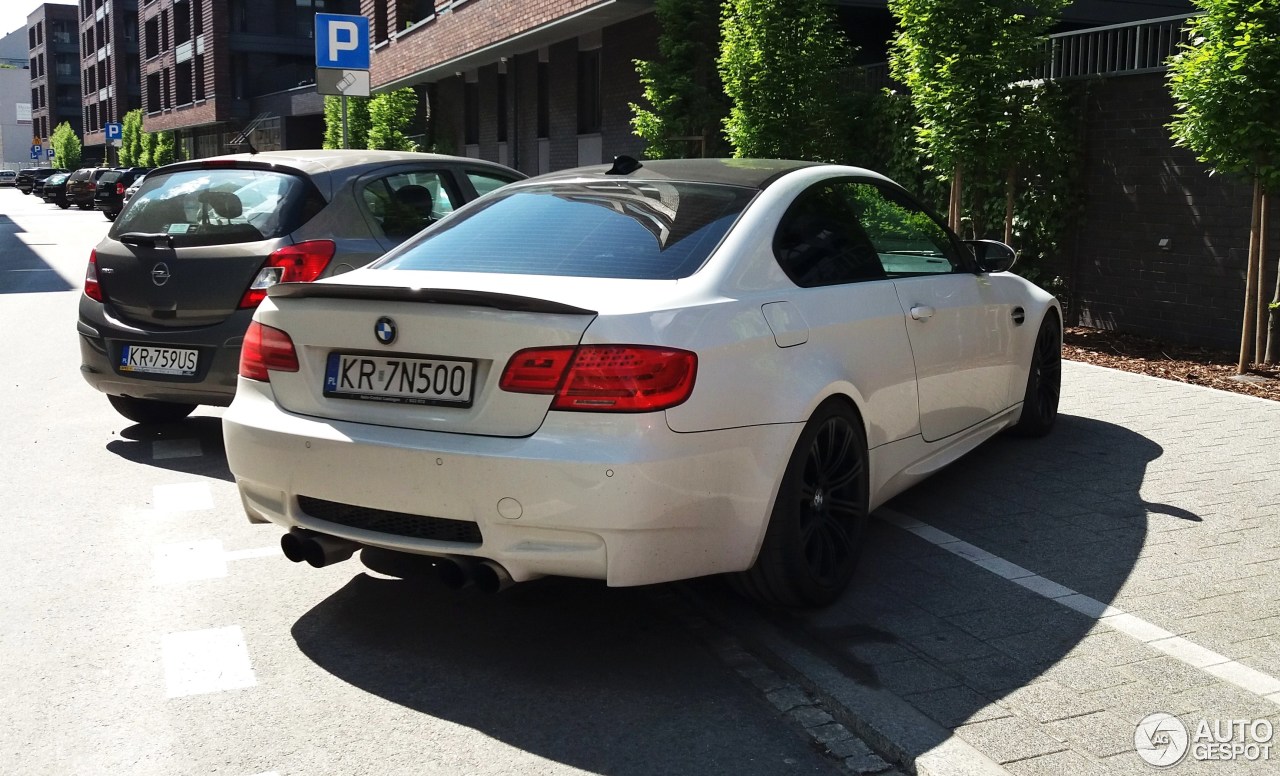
[606,155,642,175]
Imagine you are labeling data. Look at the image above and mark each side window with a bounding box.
[845,182,961,275]
[773,183,887,287]
[466,170,517,197]
[361,170,457,240]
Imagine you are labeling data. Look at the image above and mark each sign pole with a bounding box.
[342,94,349,150]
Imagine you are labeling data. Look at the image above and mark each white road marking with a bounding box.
[162,626,256,698]
[153,482,214,512]
[153,542,283,583]
[878,507,1280,706]
[152,438,203,459]
[153,540,228,584]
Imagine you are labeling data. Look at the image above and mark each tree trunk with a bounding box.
[1004,166,1016,246]
[1238,177,1262,374]
[1257,191,1269,364]
[948,166,963,232]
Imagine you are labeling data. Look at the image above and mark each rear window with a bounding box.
[100,171,122,184]
[111,168,324,247]
[375,180,755,279]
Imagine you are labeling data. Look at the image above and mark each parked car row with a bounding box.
[18,165,153,217]
[73,147,1061,607]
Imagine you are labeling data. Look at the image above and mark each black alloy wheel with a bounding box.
[1011,315,1062,437]
[734,401,870,608]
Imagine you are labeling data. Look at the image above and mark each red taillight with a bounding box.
[500,345,697,412]
[84,249,104,302]
[116,182,125,195]
[238,240,336,309]
[239,321,299,381]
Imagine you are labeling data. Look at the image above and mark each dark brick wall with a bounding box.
[600,14,655,162]
[1070,73,1270,350]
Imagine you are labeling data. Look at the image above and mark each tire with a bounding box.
[107,395,197,425]
[103,210,117,221]
[78,202,92,210]
[734,400,870,608]
[1010,314,1062,437]
[57,201,69,210]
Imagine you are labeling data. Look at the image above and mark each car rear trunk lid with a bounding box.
[256,284,597,438]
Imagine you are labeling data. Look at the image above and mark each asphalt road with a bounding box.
[0,189,850,776]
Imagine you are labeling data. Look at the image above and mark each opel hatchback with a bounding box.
[78,149,523,424]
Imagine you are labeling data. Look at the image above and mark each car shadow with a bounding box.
[0,214,74,294]
[290,575,835,775]
[104,416,233,482]
[733,412,1168,764]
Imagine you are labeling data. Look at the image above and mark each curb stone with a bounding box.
[654,588,902,775]
[673,584,1012,776]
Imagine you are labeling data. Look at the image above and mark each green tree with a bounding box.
[630,0,730,158]
[718,0,854,161]
[119,109,144,166]
[367,88,421,151]
[1168,0,1280,367]
[50,122,82,170]
[139,129,157,167]
[888,0,1068,232]
[323,95,372,149]
[152,131,177,166]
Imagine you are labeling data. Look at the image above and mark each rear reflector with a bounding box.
[500,345,697,412]
[115,182,125,195]
[239,240,336,308]
[239,321,299,381]
[83,249,104,302]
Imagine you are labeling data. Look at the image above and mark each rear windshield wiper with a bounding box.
[118,232,175,248]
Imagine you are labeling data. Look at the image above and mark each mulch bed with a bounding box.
[1064,327,1280,403]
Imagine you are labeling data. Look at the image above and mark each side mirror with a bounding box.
[965,239,1017,273]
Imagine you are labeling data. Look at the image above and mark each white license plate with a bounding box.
[119,345,199,376]
[324,353,475,406]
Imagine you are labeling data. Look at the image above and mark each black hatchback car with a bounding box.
[78,149,524,424]
[16,167,66,194]
[38,172,72,208]
[94,167,151,220]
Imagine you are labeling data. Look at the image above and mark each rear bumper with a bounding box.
[77,296,253,406]
[224,378,800,586]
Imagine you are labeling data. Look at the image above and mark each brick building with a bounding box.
[27,2,81,145]
[138,0,358,158]
[359,0,658,176]
[78,0,142,159]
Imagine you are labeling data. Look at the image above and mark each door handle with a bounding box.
[1011,306,1026,325]
[910,305,935,321]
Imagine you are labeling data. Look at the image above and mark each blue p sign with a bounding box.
[47,148,55,159]
[315,13,369,70]
[105,122,123,140]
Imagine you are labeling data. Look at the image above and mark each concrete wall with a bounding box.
[0,63,33,169]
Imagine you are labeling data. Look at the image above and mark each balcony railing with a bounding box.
[862,14,1199,90]
[1037,14,1196,80]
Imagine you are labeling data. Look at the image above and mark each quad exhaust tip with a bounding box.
[284,530,518,592]
[281,528,358,568]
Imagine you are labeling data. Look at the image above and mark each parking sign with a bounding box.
[315,13,369,70]
[47,148,55,159]
[105,122,123,140]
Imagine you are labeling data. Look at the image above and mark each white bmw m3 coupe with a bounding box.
[223,157,1062,607]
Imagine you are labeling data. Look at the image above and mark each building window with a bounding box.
[464,80,478,145]
[176,60,193,105]
[193,0,203,36]
[576,49,601,135]
[174,1,191,45]
[373,0,387,42]
[145,17,159,59]
[146,72,161,112]
[496,72,507,143]
[194,56,205,100]
[536,61,548,139]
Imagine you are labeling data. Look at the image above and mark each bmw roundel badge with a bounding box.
[375,317,397,345]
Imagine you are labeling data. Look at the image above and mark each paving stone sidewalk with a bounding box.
[780,361,1280,774]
